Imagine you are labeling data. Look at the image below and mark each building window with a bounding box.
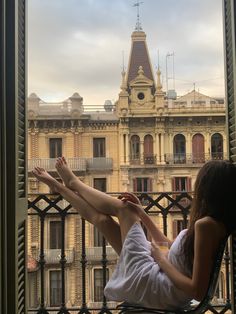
[211,133,223,160]
[94,227,104,247]
[133,178,152,192]
[50,271,61,306]
[144,134,154,164]
[172,219,189,238]
[172,177,191,192]
[49,138,62,158]
[172,177,191,207]
[94,178,106,192]
[93,138,105,157]
[94,269,109,302]
[50,221,62,249]
[173,134,186,164]
[192,133,205,163]
[130,135,140,162]
[93,178,107,246]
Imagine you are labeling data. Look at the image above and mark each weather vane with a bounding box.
[133,1,143,31]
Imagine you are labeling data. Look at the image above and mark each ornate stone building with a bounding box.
[27,25,226,309]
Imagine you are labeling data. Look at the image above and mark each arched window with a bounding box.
[173,134,186,164]
[144,134,154,164]
[211,133,223,160]
[130,135,140,164]
[192,133,205,163]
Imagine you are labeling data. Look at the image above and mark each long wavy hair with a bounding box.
[183,160,236,271]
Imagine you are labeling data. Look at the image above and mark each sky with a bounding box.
[28,0,225,109]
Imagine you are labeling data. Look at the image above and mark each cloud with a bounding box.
[28,0,224,106]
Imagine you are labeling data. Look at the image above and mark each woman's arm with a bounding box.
[152,218,222,301]
[124,198,172,247]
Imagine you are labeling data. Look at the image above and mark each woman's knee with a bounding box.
[94,213,114,230]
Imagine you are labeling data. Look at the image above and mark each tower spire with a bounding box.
[133,1,143,31]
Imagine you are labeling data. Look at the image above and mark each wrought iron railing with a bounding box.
[27,192,231,314]
[165,153,227,165]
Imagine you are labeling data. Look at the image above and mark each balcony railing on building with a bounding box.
[86,157,113,171]
[35,249,75,264]
[28,157,87,172]
[86,246,118,261]
[165,152,226,165]
[130,153,226,166]
[27,191,231,314]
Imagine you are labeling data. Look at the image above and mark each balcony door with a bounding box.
[192,133,205,163]
[144,134,154,164]
[173,134,186,163]
[49,138,62,158]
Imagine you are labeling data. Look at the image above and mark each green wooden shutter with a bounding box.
[0,1,6,313]
[223,0,236,312]
[1,0,28,313]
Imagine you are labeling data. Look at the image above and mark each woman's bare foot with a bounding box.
[32,167,59,193]
[55,157,78,189]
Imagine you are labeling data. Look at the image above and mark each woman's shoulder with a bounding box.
[195,216,227,239]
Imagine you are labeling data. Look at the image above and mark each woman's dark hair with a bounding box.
[183,160,236,270]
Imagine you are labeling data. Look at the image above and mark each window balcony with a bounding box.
[85,246,118,261]
[28,157,87,172]
[143,154,156,165]
[27,192,232,313]
[86,157,113,171]
[35,249,75,264]
[164,153,227,165]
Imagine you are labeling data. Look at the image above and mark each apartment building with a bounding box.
[27,25,226,309]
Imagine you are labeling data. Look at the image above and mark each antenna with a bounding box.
[157,49,160,69]
[133,1,143,31]
[122,50,125,72]
[166,52,175,95]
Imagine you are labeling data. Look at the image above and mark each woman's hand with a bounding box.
[151,242,168,266]
[118,192,145,217]
[118,192,141,204]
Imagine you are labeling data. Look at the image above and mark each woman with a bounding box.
[32,158,236,310]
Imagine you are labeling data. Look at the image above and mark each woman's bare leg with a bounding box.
[32,167,122,254]
[55,157,124,217]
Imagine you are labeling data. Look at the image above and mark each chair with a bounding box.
[116,234,230,314]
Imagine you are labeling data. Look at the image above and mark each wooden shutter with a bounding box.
[0,0,28,313]
[223,0,236,312]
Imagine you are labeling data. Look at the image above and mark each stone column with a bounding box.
[160,132,165,164]
[140,139,144,164]
[125,133,129,164]
[155,133,160,164]
[119,133,124,164]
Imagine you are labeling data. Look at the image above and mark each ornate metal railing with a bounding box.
[27,192,231,314]
[165,153,227,165]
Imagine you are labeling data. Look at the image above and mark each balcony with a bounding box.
[27,191,232,313]
[165,153,227,165]
[28,157,87,172]
[85,246,118,261]
[35,249,75,264]
[86,157,113,171]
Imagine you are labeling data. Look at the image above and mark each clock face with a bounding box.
[137,92,145,100]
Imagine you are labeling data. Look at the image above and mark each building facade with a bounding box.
[27,26,227,309]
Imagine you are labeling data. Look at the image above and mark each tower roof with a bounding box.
[126,30,154,85]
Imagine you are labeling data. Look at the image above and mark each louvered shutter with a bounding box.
[1,0,28,313]
[223,0,236,312]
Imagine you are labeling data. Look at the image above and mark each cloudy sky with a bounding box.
[28,0,224,109]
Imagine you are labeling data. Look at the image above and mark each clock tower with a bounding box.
[117,28,164,117]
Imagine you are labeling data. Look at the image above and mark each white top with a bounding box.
[104,223,192,310]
